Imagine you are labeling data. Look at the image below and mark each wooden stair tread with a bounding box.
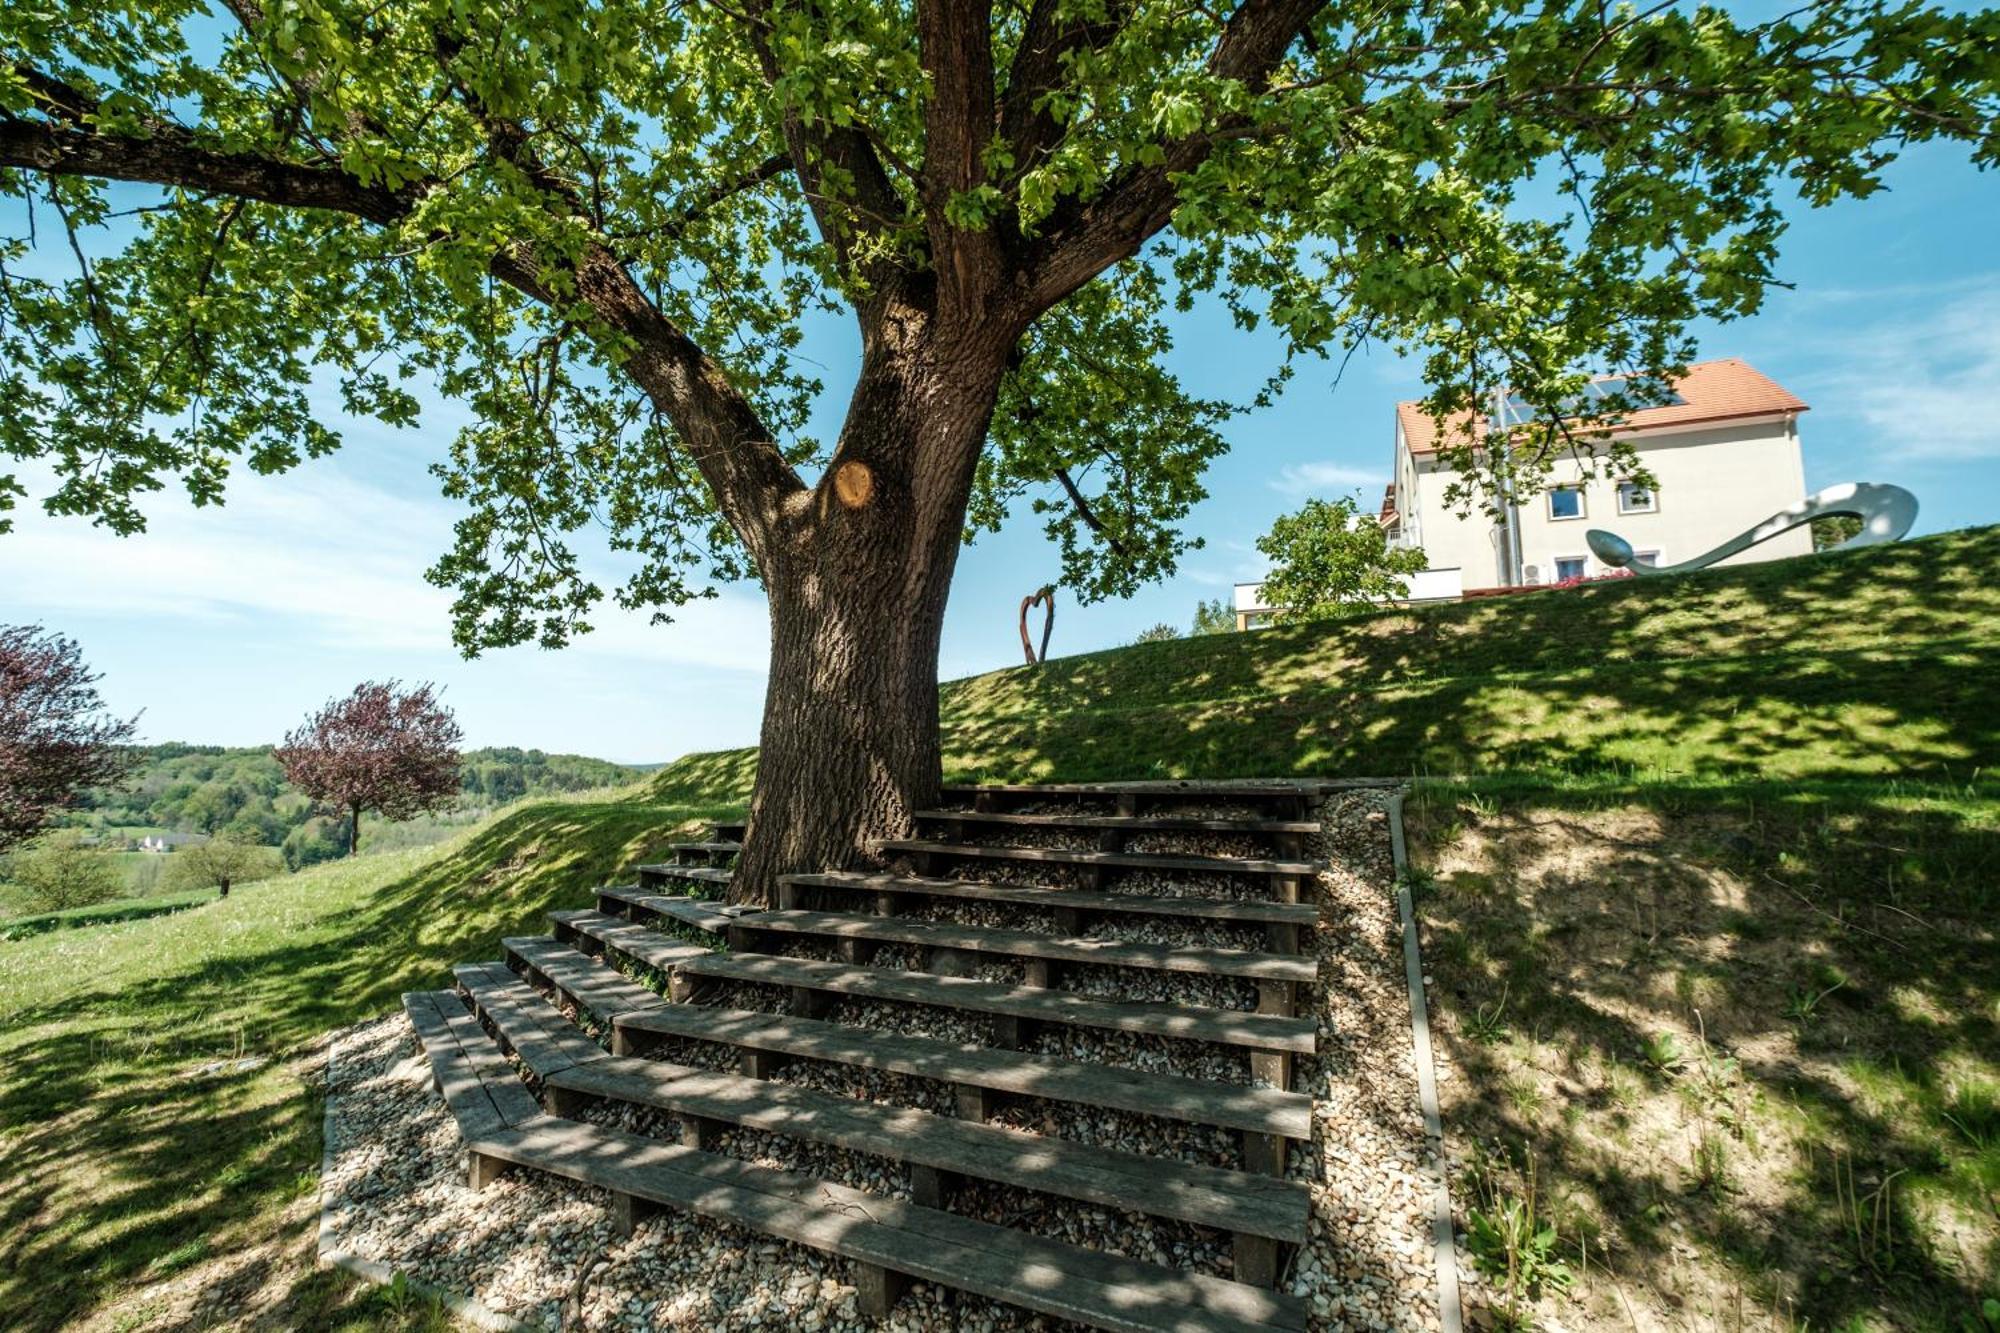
[637,864,733,887]
[918,810,1319,834]
[945,782,1325,797]
[879,839,1321,877]
[454,962,608,1078]
[597,887,736,934]
[539,1044,1309,1242]
[504,935,673,1020]
[784,870,1316,926]
[473,1117,1307,1333]
[465,945,1307,1242]
[671,840,743,854]
[402,990,541,1136]
[680,950,1315,1053]
[553,907,716,969]
[739,909,1316,983]
[615,1002,1313,1138]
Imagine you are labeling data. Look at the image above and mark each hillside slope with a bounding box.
[657,525,1998,798]
[2,527,1992,1330]
[936,524,1998,786]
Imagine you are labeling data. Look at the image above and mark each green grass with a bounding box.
[3,526,1995,1329]
[0,782,738,1331]
[1405,779,1999,1329]
[931,524,1999,786]
[0,888,215,941]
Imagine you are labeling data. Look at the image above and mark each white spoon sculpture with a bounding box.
[1586,482,1919,577]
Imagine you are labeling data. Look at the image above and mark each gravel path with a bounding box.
[321,788,1444,1331]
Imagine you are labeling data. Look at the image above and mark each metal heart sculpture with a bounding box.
[1018,585,1056,664]
[1587,481,1918,577]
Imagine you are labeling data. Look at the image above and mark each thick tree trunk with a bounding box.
[728,314,1008,905]
[350,803,362,857]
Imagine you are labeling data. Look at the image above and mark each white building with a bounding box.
[1234,358,1811,626]
[1386,358,1811,590]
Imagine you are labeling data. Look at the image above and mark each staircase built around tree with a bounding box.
[404,781,1360,1333]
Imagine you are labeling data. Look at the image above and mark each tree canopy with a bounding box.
[274,680,463,855]
[0,624,135,851]
[4,0,1994,631]
[5,0,1997,892]
[1256,494,1430,616]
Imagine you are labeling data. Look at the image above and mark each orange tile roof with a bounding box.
[1395,358,1808,456]
[1378,483,1398,526]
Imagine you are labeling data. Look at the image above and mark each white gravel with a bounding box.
[323,786,1444,1331]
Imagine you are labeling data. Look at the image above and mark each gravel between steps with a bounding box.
[322,788,1444,1331]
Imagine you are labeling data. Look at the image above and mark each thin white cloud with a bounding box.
[1791,276,2000,461]
[1269,460,1387,495]
[0,461,770,673]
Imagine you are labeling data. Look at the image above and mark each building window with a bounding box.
[1634,549,1661,567]
[1548,486,1586,521]
[1617,481,1658,514]
[1554,556,1588,581]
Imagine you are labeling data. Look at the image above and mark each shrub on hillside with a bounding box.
[6,831,124,913]
[162,834,283,898]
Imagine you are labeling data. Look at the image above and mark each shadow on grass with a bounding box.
[0,889,214,941]
[1407,783,2000,1329]
[0,794,741,1331]
[936,526,2000,787]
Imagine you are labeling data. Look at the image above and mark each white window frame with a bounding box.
[1633,549,1662,568]
[1553,554,1590,582]
[1547,485,1587,521]
[1617,480,1659,515]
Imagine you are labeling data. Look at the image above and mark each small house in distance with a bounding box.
[1387,357,1811,591]
[138,832,208,854]
[1235,357,1811,626]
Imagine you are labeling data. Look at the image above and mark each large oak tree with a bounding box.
[2,0,1994,900]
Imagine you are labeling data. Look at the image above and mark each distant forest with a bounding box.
[69,745,636,870]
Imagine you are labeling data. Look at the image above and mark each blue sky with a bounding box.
[3,143,1996,765]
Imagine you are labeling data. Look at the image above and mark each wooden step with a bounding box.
[918,809,1319,834]
[596,886,736,935]
[731,909,1315,984]
[470,1117,1308,1332]
[504,934,673,1023]
[781,870,1316,927]
[463,955,1308,1274]
[637,864,733,892]
[613,1000,1313,1142]
[552,908,712,972]
[944,782,1324,820]
[403,990,541,1138]
[877,839,1321,884]
[454,962,609,1078]
[709,820,747,841]
[672,839,742,857]
[678,950,1316,1054]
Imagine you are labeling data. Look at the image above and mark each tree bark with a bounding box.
[729,309,1009,905]
[350,803,362,858]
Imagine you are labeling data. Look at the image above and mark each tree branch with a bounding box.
[918,0,1001,313]
[0,114,805,560]
[736,0,912,299]
[1018,0,1328,312]
[996,0,1130,186]
[0,118,415,223]
[1053,464,1128,557]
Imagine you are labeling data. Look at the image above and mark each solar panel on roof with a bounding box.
[1495,375,1685,427]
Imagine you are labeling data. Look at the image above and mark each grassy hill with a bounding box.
[0,527,1993,1330]
[935,522,1997,786]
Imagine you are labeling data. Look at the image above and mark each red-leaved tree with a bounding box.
[0,625,137,853]
[274,681,463,857]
